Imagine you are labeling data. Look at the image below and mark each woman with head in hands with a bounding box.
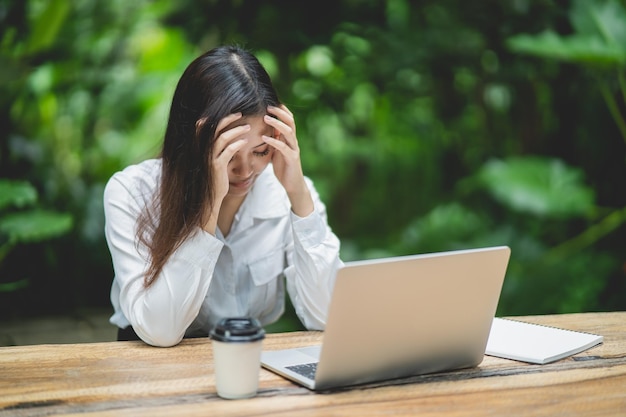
[104,45,342,347]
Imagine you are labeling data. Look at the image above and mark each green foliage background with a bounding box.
[1,0,625,323]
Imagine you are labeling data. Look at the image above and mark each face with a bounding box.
[224,115,275,198]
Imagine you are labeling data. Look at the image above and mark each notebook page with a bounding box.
[485,318,604,364]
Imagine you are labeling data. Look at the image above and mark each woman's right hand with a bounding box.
[201,112,249,234]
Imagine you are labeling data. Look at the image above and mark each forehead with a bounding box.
[222,115,272,148]
[225,115,271,132]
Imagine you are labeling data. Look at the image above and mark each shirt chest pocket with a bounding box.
[247,248,285,287]
[246,248,285,318]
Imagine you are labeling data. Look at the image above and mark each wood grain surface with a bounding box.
[0,312,624,417]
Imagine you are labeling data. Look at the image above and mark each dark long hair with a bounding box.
[137,46,281,287]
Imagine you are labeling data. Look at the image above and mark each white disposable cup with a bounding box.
[210,317,265,400]
[212,338,264,399]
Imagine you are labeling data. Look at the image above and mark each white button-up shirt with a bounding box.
[104,159,343,346]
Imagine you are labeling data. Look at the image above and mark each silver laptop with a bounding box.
[261,246,511,390]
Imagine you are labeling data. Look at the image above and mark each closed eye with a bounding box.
[253,146,271,157]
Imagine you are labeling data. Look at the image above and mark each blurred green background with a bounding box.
[1,0,625,327]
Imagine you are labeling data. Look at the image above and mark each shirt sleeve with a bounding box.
[104,174,223,347]
[285,178,343,330]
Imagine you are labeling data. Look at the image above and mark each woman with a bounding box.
[103,45,342,347]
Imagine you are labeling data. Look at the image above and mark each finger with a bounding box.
[263,114,296,148]
[214,124,251,155]
[263,114,290,133]
[267,106,295,129]
[262,135,292,156]
[270,104,294,121]
[215,112,243,134]
[279,104,294,119]
[216,138,249,162]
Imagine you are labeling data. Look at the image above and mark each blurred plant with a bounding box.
[501,0,626,312]
[400,156,620,314]
[474,157,615,314]
[477,157,626,261]
[507,0,626,146]
[1,0,624,319]
[0,179,73,292]
[0,0,195,311]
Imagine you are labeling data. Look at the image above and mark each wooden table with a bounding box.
[1,312,625,417]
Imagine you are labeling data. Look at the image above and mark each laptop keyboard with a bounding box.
[286,362,318,380]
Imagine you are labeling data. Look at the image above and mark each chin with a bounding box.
[228,189,250,198]
[228,182,254,197]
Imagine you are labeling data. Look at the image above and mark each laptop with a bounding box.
[261,246,511,390]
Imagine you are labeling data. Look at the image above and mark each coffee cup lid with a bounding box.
[210,317,265,343]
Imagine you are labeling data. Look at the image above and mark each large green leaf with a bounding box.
[0,210,73,243]
[570,0,626,47]
[401,203,489,253]
[478,157,595,218]
[0,278,29,293]
[507,31,626,66]
[25,0,71,54]
[0,180,38,210]
[506,0,626,67]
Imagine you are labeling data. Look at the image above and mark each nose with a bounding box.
[230,152,254,177]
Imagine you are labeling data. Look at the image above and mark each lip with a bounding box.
[230,176,254,189]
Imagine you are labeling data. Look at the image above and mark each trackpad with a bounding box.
[297,345,321,360]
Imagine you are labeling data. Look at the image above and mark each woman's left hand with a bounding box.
[262,105,314,217]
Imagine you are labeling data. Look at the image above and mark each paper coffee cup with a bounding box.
[210,317,265,400]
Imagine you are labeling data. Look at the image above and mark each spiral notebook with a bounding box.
[485,318,604,364]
